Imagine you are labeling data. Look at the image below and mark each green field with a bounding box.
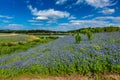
[0,33,58,55]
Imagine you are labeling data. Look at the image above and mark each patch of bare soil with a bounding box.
[104,74,120,80]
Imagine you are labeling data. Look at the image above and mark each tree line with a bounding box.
[0,26,119,34]
[68,26,120,34]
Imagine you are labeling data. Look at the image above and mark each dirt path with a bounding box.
[104,74,120,80]
[2,74,120,80]
[2,75,89,80]
[12,76,88,80]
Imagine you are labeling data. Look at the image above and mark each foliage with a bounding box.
[86,31,93,40]
[69,26,120,33]
[75,33,82,43]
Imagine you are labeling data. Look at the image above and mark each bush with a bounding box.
[75,33,82,43]
[86,31,93,40]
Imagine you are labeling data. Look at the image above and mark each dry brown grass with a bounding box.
[0,33,18,36]
[103,74,120,80]
[28,35,40,41]
[0,33,40,45]
[8,74,89,80]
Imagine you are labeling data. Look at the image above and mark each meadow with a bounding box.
[0,33,58,55]
[0,32,120,80]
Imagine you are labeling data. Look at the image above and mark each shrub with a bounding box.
[75,33,82,43]
[86,31,93,40]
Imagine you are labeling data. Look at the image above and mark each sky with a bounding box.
[0,0,120,31]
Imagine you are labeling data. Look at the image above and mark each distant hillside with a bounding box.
[67,26,120,33]
[0,30,65,34]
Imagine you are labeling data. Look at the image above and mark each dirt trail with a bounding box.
[12,76,88,80]
[4,75,89,80]
[2,74,119,80]
[104,74,120,80]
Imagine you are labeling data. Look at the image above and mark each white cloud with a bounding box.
[28,20,39,22]
[68,16,76,20]
[57,0,116,8]
[82,14,94,19]
[28,16,120,31]
[56,0,116,14]
[70,20,109,26]
[85,0,114,8]
[0,15,13,19]
[28,5,70,21]
[75,0,116,8]
[99,8,115,14]
[3,24,25,30]
[28,5,38,15]
[2,20,10,23]
[47,20,57,24]
[27,18,120,31]
[36,16,48,20]
[31,23,43,26]
[0,15,13,24]
[76,0,84,4]
[56,0,67,5]
[94,16,120,22]
[59,23,69,26]
[52,20,111,31]
[51,16,120,31]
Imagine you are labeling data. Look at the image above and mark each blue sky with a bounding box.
[0,0,120,31]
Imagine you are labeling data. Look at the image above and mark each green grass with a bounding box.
[0,34,58,55]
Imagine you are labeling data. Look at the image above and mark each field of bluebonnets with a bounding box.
[0,32,120,78]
